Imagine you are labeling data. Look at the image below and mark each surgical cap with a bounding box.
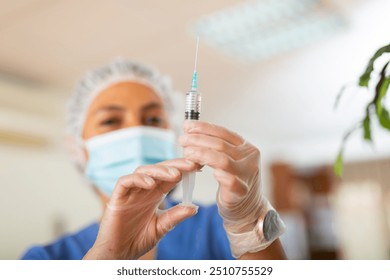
[65,58,184,169]
[66,58,183,139]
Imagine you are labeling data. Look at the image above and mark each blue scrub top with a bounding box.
[21,199,234,260]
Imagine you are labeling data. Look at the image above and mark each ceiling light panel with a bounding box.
[193,0,346,62]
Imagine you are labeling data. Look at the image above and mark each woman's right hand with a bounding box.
[83,158,199,260]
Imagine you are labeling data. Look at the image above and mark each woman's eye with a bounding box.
[144,116,163,127]
[100,118,120,126]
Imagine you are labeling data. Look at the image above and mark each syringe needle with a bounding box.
[194,36,199,72]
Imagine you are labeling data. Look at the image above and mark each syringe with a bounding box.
[181,37,201,206]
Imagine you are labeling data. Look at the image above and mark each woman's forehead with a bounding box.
[89,81,164,110]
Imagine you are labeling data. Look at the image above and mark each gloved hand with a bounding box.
[179,121,285,258]
[84,158,199,260]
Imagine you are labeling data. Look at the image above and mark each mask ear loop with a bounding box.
[64,134,87,172]
[65,133,102,197]
[77,136,88,168]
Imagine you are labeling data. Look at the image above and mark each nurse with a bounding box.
[22,59,286,260]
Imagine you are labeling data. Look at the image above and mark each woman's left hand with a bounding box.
[179,120,260,209]
[179,121,285,259]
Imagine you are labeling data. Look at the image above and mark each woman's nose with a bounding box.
[123,112,143,128]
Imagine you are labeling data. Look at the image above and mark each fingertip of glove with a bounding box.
[179,203,199,215]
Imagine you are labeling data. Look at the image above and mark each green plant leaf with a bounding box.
[375,75,390,115]
[334,151,343,177]
[333,124,361,177]
[358,43,390,87]
[373,62,390,131]
[334,85,347,110]
[378,108,390,130]
[363,114,372,141]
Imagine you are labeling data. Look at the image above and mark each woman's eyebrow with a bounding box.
[94,105,126,114]
[141,102,162,111]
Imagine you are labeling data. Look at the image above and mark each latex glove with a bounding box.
[179,121,285,258]
[84,158,199,260]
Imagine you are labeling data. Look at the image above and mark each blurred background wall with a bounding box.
[0,0,390,259]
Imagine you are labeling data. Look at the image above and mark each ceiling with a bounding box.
[0,0,242,89]
[1,0,390,165]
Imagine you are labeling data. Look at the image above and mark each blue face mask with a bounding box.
[85,126,178,196]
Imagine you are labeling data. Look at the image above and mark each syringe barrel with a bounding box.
[185,90,201,120]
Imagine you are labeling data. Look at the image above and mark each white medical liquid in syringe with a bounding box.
[181,37,201,206]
